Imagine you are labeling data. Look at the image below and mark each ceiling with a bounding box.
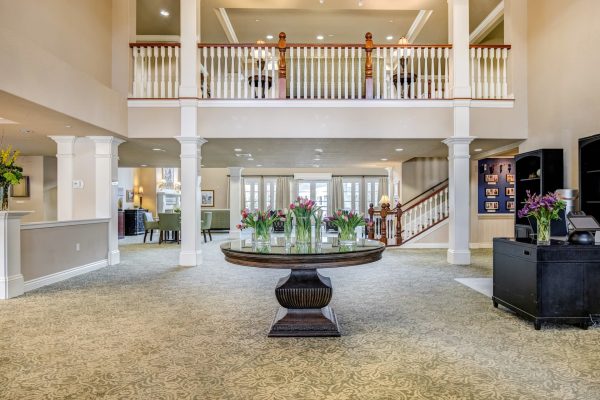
[136,0,502,44]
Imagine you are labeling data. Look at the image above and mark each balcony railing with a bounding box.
[129,34,511,101]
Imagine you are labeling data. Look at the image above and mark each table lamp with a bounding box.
[379,195,390,206]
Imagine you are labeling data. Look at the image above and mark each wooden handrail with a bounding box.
[469,44,511,49]
[374,44,453,49]
[129,42,180,47]
[401,178,449,210]
[403,185,448,214]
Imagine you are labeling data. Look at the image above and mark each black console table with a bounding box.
[493,238,600,330]
[124,209,147,236]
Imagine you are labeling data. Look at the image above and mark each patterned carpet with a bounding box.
[1,235,599,399]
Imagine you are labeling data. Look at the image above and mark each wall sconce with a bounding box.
[136,186,144,209]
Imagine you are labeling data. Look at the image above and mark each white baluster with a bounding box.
[271,47,277,99]
[297,47,301,98]
[430,48,437,99]
[303,47,308,99]
[236,47,241,99]
[443,48,449,99]
[132,47,139,97]
[495,48,501,100]
[417,48,422,98]
[242,47,248,99]
[489,48,495,99]
[289,47,294,99]
[423,48,429,99]
[482,48,488,99]
[231,47,236,99]
[202,47,208,98]
[324,47,328,98]
[376,47,381,99]
[223,47,229,98]
[160,47,166,98]
[337,47,342,99]
[357,49,362,99]
[174,46,179,98]
[476,48,482,98]
[351,47,355,99]
[216,47,222,98]
[310,47,315,99]
[404,48,409,99]
[382,48,388,99]
[317,47,322,99]
[145,47,151,97]
[445,188,449,217]
[437,48,442,99]
[167,47,174,98]
[152,46,158,97]
[410,47,415,99]
[502,48,508,99]
[470,47,476,98]
[344,47,349,99]
[258,47,263,99]
[330,47,335,98]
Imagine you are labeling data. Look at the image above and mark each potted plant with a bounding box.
[0,146,24,211]
[326,210,367,246]
[518,191,566,245]
[238,208,279,245]
[290,197,319,244]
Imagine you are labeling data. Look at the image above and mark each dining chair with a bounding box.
[201,212,213,243]
[158,212,181,244]
[143,212,159,243]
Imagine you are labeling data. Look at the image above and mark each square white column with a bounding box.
[49,136,76,220]
[444,136,475,265]
[0,211,30,299]
[88,136,125,265]
[176,136,206,266]
[228,167,244,238]
[448,0,471,98]
[179,0,199,98]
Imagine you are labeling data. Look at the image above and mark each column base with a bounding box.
[108,250,120,266]
[179,250,203,266]
[0,274,24,299]
[447,249,471,265]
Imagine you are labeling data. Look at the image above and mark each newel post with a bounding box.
[380,202,389,245]
[367,203,375,239]
[395,202,403,245]
[364,32,374,99]
[278,32,287,99]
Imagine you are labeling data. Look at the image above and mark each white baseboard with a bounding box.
[24,259,108,292]
[469,242,493,249]
[397,242,449,249]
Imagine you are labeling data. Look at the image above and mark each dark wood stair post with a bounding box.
[380,201,389,245]
[367,203,375,240]
[395,202,403,245]
[278,32,287,99]
[365,32,373,99]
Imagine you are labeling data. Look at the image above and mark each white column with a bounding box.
[0,211,30,299]
[448,0,470,99]
[179,0,198,98]
[88,136,125,265]
[176,136,206,266]
[49,136,76,220]
[229,167,244,238]
[443,136,475,265]
[385,167,394,204]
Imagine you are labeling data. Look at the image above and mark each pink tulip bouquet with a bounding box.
[290,197,320,244]
[326,210,366,245]
[238,208,279,244]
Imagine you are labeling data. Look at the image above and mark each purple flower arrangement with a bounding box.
[518,191,565,244]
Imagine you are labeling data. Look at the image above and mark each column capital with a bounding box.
[175,136,207,146]
[87,136,126,146]
[48,135,77,146]
[443,136,476,146]
[228,167,244,178]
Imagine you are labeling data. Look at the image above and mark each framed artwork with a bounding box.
[506,174,515,184]
[10,176,30,197]
[506,200,515,211]
[485,201,499,211]
[201,190,214,207]
[485,188,499,197]
[505,187,515,197]
[126,190,134,202]
[485,174,499,184]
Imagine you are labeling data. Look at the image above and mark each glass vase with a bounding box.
[0,184,8,211]
[536,218,551,246]
[339,228,357,246]
[284,219,293,246]
[314,221,323,245]
[253,226,271,246]
[295,216,312,245]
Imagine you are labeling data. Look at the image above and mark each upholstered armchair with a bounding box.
[158,213,181,244]
[143,212,160,243]
[201,211,213,243]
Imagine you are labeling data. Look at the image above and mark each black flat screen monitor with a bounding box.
[567,215,600,231]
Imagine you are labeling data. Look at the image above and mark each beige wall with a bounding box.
[20,221,109,281]
[135,168,157,215]
[72,139,97,219]
[521,0,600,187]
[8,156,57,223]
[201,168,230,209]
[400,158,448,203]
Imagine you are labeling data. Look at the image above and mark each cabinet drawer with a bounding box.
[494,241,537,262]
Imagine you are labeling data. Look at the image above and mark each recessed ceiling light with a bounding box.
[152,148,162,151]
[314,148,323,152]
[256,164,263,167]
[380,158,388,161]
[316,35,324,40]
[200,164,205,167]
[389,20,394,23]
[20,128,32,134]
[313,164,320,168]
[328,34,335,37]
[266,34,274,40]
[159,9,170,17]
[234,148,242,152]
[65,125,71,128]
[474,148,483,152]
[386,36,393,41]
[255,19,260,22]
[313,158,321,161]
[248,158,254,161]
[358,0,364,6]
[140,164,148,167]
[395,148,404,152]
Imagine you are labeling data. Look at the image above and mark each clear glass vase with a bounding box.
[0,184,9,211]
[253,226,271,246]
[284,219,293,246]
[536,219,551,246]
[339,228,357,246]
[295,216,312,245]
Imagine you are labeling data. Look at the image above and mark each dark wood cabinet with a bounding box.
[493,238,600,329]
[118,210,125,239]
[514,149,564,238]
[579,134,600,222]
[124,209,147,236]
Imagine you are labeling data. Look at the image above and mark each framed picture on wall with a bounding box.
[10,176,30,197]
[126,190,134,202]
[506,174,515,183]
[506,200,515,211]
[485,201,499,211]
[485,174,499,184]
[485,188,499,197]
[505,187,515,197]
[201,190,214,207]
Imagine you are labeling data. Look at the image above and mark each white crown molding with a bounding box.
[470,1,504,44]
[214,8,239,44]
[407,10,434,44]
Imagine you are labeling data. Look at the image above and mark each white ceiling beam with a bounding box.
[470,1,504,44]
[214,8,238,44]
[406,9,433,43]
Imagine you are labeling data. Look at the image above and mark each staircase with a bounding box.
[368,179,449,246]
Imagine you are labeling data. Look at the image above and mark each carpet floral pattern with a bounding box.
[1,236,599,399]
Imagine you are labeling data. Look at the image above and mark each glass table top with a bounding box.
[221,236,385,256]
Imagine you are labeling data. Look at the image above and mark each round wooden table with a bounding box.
[221,237,385,337]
